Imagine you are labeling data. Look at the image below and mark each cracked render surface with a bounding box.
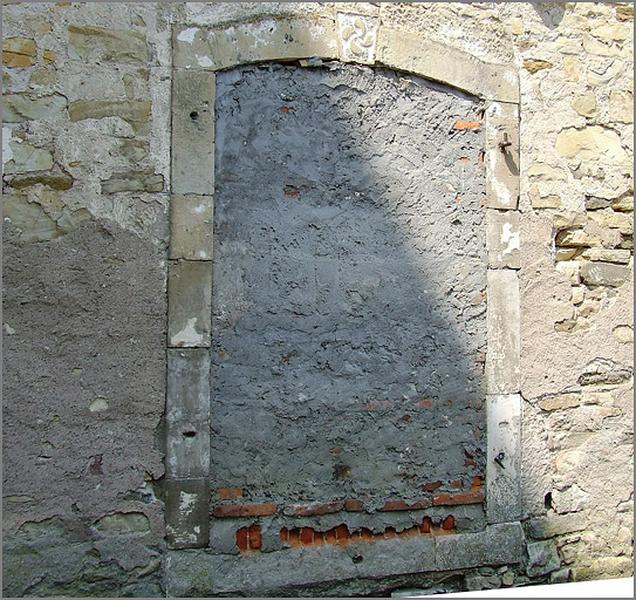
[210,62,487,505]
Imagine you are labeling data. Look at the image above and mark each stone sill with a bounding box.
[166,522,525,596]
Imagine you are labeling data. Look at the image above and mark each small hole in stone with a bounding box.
[183,430,197,438]
[352,554,363,563]
[544,492,552,509]
[190,111,199,121]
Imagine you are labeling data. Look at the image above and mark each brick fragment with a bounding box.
[420,481,442,492]
[325,528,337,543]
[248,524,261,550]
[379,498,431,511]
[442,515,456,531]
[300,527,314,545]
[453,119,481,130]
[288,528,301,547]
[344,499,364,512]
[236,527,248,551]
[419,517,432,533]
[334,524,350,543]
[216,487,243,500]
[213,502,277,518]
[284,501,344,516]
[279,527,289,542]
[432,488,485,506]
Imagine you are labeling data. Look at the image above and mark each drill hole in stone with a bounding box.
[182,430,197,438]
[190,111,199,121]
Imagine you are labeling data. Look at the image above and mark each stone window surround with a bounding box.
[164,13,523,583]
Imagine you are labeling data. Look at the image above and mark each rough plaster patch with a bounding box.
[177,27,198,43]
[501,223,520,255]
[170,317,204,347]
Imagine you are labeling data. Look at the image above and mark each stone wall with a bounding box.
[2,2,633,596]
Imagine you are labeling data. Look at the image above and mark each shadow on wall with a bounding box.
[209,61,488,508]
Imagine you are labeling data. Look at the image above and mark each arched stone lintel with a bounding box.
[173,15,519,103]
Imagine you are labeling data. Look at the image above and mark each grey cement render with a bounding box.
[2,220,166,596]
[210,63,488,505]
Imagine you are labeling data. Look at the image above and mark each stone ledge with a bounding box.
[165,522,525,596]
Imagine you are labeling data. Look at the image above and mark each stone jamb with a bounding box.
[167,13,522,573]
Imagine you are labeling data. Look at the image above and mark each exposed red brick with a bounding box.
[248,524,262,550]
[470,475,484,490]
[236,527,249,551]
[313,531,325,545]
[300,527,314,545]
[442,515,455,531]
[344,499,364,512]
[288,528,302,547]
[284,186,300,197]
[453,119,481,130]
[216,487,243,500]
[398,526,419,538]
[380,498,431,511]
[325,528,338,544]
[420,481,442,493]
[279,106,291,113]
[213,502,277,518]
[335,524,350,543]
[419,517,432,534]
[279,527,289,542]
[360,528,374,541]
[384,527,398,539]
[399,414,411,422]
[284,501,344,517]
[433,488,485,506]
[416,398,433,408]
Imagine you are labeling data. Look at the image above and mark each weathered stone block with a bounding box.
[556,126,629,165]
[3,37,36,67]
[486,394,521,523]
[169,195,214,260]
[165,420,210,478]
[537,392,580,411]
[526,540,561,577]
[68,24,148,63]
[101,170,164,194]
[484,102,519,209]
[167,261,212,348]
[165,478,209,549]
[377,28,519,103]
[166,348,211,423]
[486,270,520,394]
[581,247,631,264]
[3,141,53,175]
[171,70,215,195]
[93,512,150,535]
[68,99,151,133]
[525,512,588,540]
[3,94,68,123]
[486,210,520,269]
[580,261,630,287]
[435,523,524,571]
[173,18,338,70]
